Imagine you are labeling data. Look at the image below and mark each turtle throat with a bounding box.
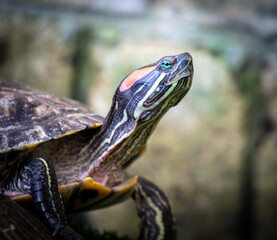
[85,101,156,185]
[85,101,137,176]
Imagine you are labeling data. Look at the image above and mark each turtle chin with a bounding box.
[181,75,193,90]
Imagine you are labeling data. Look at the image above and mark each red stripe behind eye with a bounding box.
[120,66,156,92]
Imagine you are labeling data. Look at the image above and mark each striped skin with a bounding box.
[0,53,193,239]
[133,177,176,240]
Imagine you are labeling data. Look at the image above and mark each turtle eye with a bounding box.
[161,60,173,70]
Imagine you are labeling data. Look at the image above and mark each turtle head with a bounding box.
[115,52,193,124]
[92,53,193,171]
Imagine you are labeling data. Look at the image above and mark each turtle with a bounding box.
[0,52,193,240]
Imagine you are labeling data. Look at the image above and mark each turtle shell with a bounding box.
[0,78,103,153]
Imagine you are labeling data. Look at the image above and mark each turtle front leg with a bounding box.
[20,157,82,240]
[132,177,177,240]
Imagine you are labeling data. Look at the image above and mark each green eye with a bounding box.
[161,60,173,70]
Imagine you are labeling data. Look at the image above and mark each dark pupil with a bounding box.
[162,61,172,69]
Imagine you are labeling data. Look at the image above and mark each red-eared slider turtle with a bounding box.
[0,53,193,240]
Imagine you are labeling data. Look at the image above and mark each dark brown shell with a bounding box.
[0,78,103,153]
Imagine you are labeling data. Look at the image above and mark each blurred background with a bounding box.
[0,0,277,239]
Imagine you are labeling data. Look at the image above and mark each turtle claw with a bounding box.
[54,225,83,240]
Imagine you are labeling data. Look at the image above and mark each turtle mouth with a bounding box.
[164,70,192,87]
